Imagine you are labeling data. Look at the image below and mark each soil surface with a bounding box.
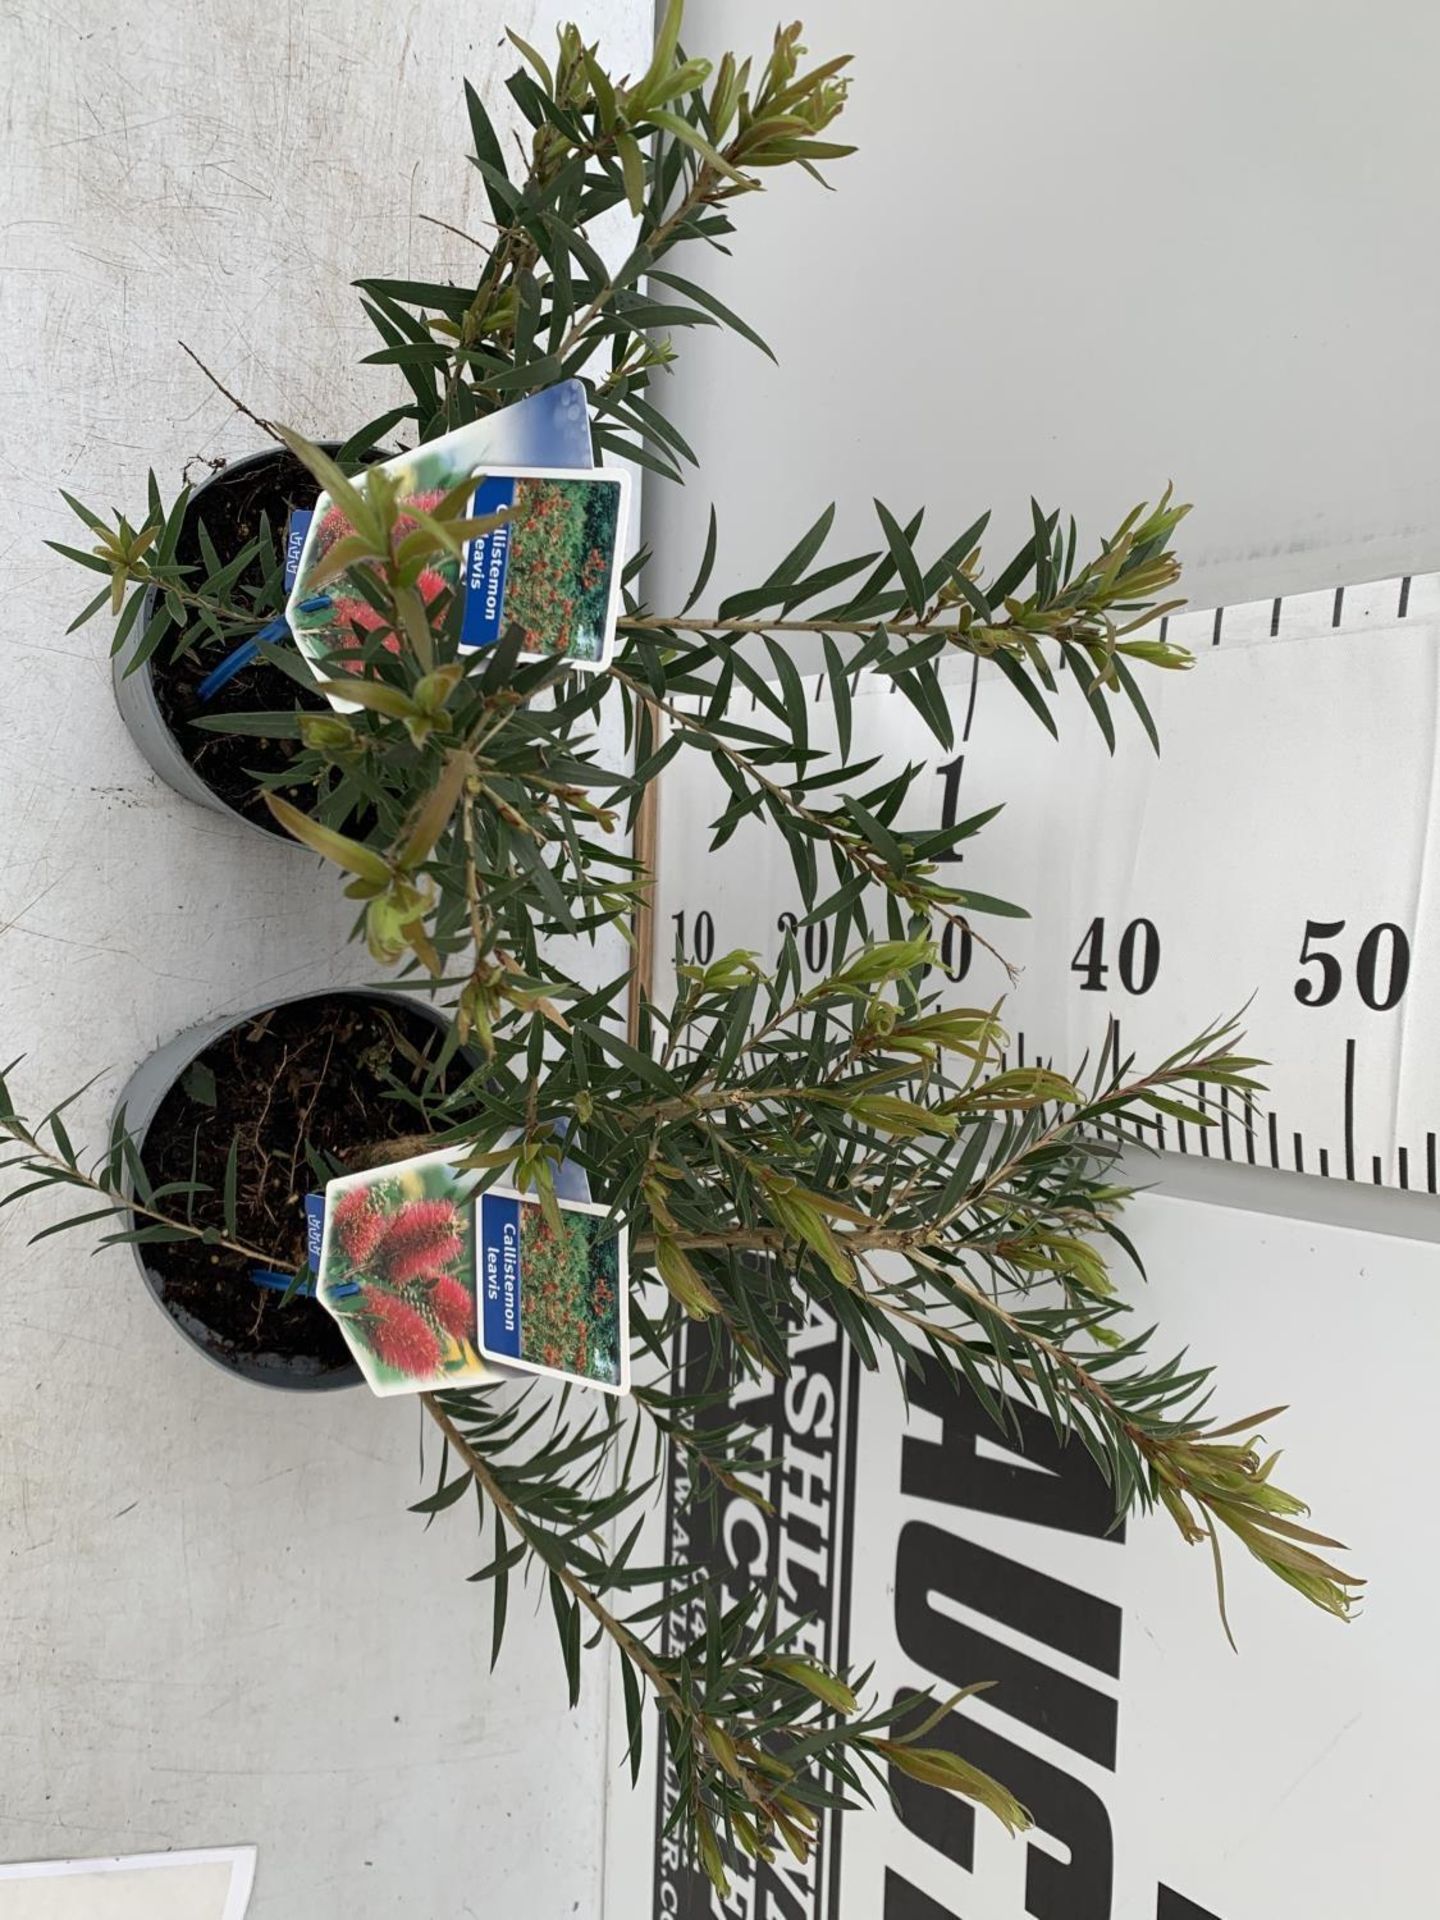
[140,994,471,1385]
[146,447,330,834]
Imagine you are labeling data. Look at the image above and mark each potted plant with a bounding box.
[17,5,1359,1892]
[56,10,844,841]
[107,986,471,1389]
[57,437,382,838]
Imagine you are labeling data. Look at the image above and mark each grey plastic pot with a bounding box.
[113,989,589,1393]
[111,444,337,844]
[111,640,269,829]
[112,987,451,1393]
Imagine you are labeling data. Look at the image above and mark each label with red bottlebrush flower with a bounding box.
[315,1149,495,1397]
[477,1187,630,1396]
[283,381,619,705]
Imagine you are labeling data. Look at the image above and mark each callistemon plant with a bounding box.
[24,5,1360,1893]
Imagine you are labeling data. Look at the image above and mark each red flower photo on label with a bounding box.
[316,1150,488,1397]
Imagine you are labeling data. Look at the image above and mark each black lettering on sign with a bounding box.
[1118,917,1160,994]
[887,1692,1113,1919]
[1293,917,1410,1011]
[895,1522,1120,1767]
[777,911,832,975]
[1072,916,1109,992]
[934,754,967,863]
[883,1868,956,1919]
[899,1520,1121,1675]
[939,921,973,983]
[1157,1890,1223,1920]
[651,1313,852,1920]
[1356,922,1409,1011]
[756,1868,809,1920]
[887,1873,952,1920]
[1071,916,1160,995]
[670,908,715,965]
[900,1353,1125,1542]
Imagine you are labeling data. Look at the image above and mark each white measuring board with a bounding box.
[654,571,1440,1194]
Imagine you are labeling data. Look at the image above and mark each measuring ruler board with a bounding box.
[653,571,1440,1194]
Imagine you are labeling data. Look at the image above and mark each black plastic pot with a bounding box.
[111,988,460,1392]
[113,445,339,841]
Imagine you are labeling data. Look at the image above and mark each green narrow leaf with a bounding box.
[464,80,513,223]
[29,1206,123,1245]
[549,1572,582,1706]
[58,489,111,535]
[66,584,114,633]
[648,109,752,187]
[647,269,776,362]
[409,1470,475,1515]
[181,1060,217,1108]
[506,28,553,91]
[491,1510,510,1669]
[273,428,375,541]
[264,795,392,882]
[1110,653,1161,755]
[682,505,719,615]
[991,649,1057,737]
[763,637,808,762]
[222,1138,239,1239]
[765,502,835,594]
[842,796,905,870]
[822,634,852,762]
[874,499,928,617]
[620,1650,644,1784]
[616,129,646,216]
[921,512,991,598]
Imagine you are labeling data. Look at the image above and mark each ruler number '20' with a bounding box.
[1293,919,1410,1011]
[1071,916,1160,994]
[777,912,831,974]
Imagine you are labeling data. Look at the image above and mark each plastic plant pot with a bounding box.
[112,444,343,842]
[111,988,463,1392]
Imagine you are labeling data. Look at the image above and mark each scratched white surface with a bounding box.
[0,4,648,1914]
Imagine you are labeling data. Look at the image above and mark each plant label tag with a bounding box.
[457,467,629,669]
[304,1190,326,1274]
[283,508,312,590]
[314,1149,493,1397]
[284,380,600,707]
[477,1186,630,1395]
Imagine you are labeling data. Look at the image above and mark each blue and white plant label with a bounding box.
[283,508,313,591]
[477,1187,630,1394]
[458,467,628,668]
[461,475,519,653]
[284,382,614,707]
[304,1189,326,1274]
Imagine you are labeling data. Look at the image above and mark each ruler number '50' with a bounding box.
[1294,919,1410,1011]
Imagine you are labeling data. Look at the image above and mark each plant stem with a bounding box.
[553,164,718,366]
[609,668,1013,972]
[5,1132,281,1268]
[420,1391,686,1709]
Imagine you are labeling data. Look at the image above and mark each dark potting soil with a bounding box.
[139,995,471,1383]
[146,447,331,836]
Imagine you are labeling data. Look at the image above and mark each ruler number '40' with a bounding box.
[1071,916,1161,995]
